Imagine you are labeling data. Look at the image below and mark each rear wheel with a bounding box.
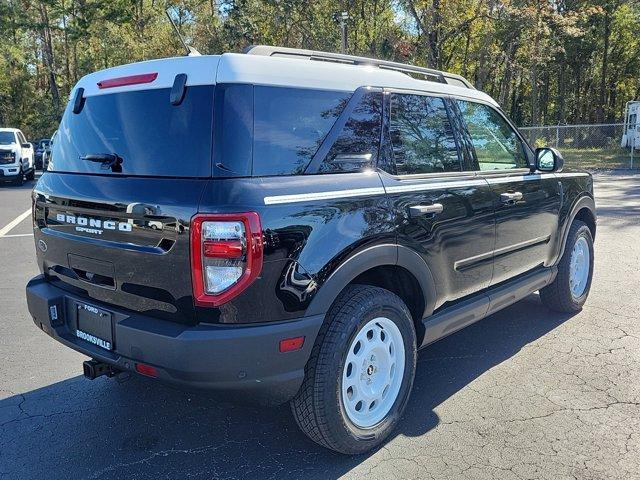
[540,220,594,312]
[291,284,417,454]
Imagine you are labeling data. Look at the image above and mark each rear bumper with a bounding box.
[26,275,324,404]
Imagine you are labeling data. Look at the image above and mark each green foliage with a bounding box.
[1,0,639,139]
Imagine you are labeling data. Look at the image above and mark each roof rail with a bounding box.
[243,45,474,90]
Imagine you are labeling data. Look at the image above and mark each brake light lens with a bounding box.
[97,72,158,89]
[191,213,263,306]
[203,240,244,259]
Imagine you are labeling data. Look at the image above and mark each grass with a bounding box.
[558,147,638,170]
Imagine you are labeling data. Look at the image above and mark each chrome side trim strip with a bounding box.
[264,179,486,204]
[557,172,590,178]
[263,172,589,204]
[385,179,487,194]
[481,172,589,184]
[454,250,493,271]
[455,235,550,271]
[483,173,555,184]
[263,186,386,205]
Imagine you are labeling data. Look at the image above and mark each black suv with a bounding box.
[26,46,596,454]
[34,138,51,170]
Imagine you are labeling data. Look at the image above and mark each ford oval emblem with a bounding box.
[38,239,47,252]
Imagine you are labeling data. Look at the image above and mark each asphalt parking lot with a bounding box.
[1,172,639,480]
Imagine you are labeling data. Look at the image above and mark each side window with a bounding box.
[389,94,460,175]
[319,90,382,173]
[213,84,254,177]
[17,131,26,144]
[253,86,350,176]
[457,100,528,170]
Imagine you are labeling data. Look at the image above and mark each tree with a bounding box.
[2,0,640,138]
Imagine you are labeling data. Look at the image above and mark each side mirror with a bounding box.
[535,147,564,173]
[22,142,31,149]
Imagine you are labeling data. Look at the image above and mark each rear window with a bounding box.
[50,86,214,177]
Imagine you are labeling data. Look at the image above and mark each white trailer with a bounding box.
[621,101,640,148]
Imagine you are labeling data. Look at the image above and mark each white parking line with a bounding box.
[0,209,32,238]
[1,233,33,238]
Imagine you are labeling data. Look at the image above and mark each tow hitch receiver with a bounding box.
[83,359,119,380]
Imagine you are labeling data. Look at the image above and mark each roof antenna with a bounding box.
[165,9,201,56]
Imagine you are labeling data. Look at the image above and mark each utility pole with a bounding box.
[334,11,349,54]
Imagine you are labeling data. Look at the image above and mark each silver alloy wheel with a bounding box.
[569,236,590,299]
[341,317,405,429]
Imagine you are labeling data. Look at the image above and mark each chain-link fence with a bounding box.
[519,123,638,170]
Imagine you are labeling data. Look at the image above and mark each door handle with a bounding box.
[409,203,444,217]
[500,191,523,203]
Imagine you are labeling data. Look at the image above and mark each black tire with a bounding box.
[291,284,417,454]
[14,166,24,186]
[540,220,594,313]
[25,168,35,181]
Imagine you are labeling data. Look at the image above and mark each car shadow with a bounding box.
[0,294,575,480]
[0,171,42,190]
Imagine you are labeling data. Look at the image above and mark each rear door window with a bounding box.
[50,86,214,177]
[388,93,461,175]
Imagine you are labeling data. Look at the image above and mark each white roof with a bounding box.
[73,55,221,97]
[0,128,20,132]
[71,52,498,107]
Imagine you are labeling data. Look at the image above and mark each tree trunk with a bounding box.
[597,9,611,123]
[428,0,441,69]
[574,64,582,122]
[530,11,542,126]
[556,59,566,124]
[38,2,60,110]
[61,0,71,93]
[541,70,550,124]
[462,25,471,77]
[499,43,517,107]
[476,0,496,89]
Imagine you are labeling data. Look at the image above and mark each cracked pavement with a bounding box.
[1,172,639,479]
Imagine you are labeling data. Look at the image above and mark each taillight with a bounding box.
[190,213,263,307]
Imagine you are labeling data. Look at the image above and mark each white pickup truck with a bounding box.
[0,128,36,185]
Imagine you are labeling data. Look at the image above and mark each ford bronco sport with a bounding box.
[26,46,596,454]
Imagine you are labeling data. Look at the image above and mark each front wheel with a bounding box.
[291,285,417,454]
[13,166,23,186]
[25,168,35,181]
[540,220,594,312]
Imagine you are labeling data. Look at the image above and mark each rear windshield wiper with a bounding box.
[79,153,123,172]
